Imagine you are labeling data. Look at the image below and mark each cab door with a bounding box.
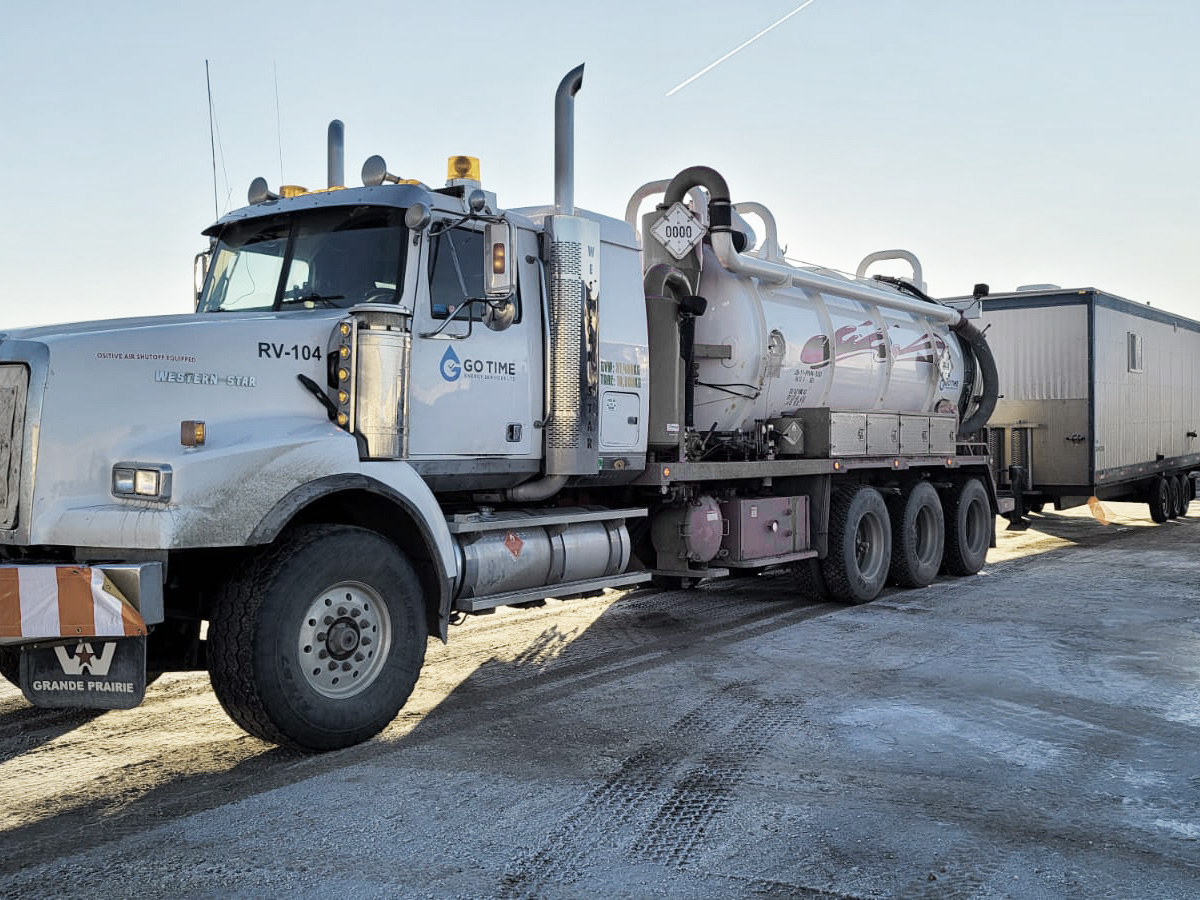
[406,223,538,458]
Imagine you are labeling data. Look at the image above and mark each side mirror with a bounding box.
[483,298,515,332]
[193,250,211,309]
[484,221,515,298]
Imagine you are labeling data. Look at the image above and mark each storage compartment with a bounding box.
[719,496,809,562]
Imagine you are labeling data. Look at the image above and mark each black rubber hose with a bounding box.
[663,166,733,232]
[952,318,999,437]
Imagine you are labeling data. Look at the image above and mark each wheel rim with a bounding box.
[298,580,393,699]
[914,503,940,568]
[854,511,887,582]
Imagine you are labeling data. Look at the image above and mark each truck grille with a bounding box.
[0,365,29,530]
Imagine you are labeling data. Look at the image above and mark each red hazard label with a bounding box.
[504,531,524,559]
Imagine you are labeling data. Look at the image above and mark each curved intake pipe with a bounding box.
[554,64,585,215]
[951,317,999,438]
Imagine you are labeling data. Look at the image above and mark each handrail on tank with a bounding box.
[732,202,784,263]
[710,231,962,326]
[855,250,925,293]
[624,180,707,232]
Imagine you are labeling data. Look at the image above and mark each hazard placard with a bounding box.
[650,202,705,260]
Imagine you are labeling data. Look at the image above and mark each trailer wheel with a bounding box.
[821,485,891,604]
[942,478,991,576]
[887,481,945,588]
[1172,474,1188,518]
[0,647,18,687]
[1148,477,1171,523]
[1167,476,1183,520]
[207,524,427,751]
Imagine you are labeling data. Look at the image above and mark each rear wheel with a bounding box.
[1173,474,1188,518]
[207,524,427,751]
[1149,476,1171,523]
[821,485,891,604]
[887,481,945,588]
[942,478,991,576]
[795,557,830,602]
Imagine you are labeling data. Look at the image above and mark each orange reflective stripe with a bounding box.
[0,569,20,638]
[121,599,145,636]
[56,566,96,636]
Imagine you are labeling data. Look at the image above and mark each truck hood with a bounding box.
[0,310,337,344]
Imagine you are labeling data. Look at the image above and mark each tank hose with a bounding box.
[951,317,999,437]
[663,166,733,234]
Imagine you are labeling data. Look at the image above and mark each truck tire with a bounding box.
[1167,476,1182,520]
[821,485,891,604]
[795,557,830,602]
[0,647,18,688]
[207,524,427,751]
[1149,477,1171,523]
[1173,474,1188,518]
[942,478,991,576]
[887,481,945,589]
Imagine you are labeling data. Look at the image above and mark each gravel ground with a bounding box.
[1,501,1198,898]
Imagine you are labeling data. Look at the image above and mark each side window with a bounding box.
[1128,331,1143,373]
[428,225,521,322]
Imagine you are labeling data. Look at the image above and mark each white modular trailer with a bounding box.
[979,288,1200,514]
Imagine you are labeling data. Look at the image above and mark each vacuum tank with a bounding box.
[692,243,966,432]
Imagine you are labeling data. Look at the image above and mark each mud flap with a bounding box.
[18,636,147,710]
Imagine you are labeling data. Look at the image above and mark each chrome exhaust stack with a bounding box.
[327,119,345,188]
[554,64,584,215]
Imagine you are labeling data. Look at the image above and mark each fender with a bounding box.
[248,469,459,640]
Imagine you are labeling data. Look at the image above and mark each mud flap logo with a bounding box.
[19,636,147,710]
[53,642,117,676]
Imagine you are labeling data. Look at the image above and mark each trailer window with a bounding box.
[1128,331,1143,373]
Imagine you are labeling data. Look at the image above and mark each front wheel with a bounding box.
[0,647,18,688]
[821,485,891,604]
[207,525,427,751]
[942,478,992,576]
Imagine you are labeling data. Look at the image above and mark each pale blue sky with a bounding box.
[2,1,1197,328]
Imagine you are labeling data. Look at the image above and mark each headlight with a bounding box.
[112,464,172,502]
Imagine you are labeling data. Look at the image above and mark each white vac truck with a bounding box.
[0,67,1000,749]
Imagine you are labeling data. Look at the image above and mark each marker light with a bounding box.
[338,367,350,381]
[492,241,506,276]
[339,322,352,337]
[447,155,481,182]
[181,420,206,447]
[280,184,309,198]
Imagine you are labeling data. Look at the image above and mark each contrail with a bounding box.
[666,0,820,97]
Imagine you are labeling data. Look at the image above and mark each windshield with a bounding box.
[198,205,407,312]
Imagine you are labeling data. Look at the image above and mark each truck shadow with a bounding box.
[0,568,839,875]
[0,700,104,764]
